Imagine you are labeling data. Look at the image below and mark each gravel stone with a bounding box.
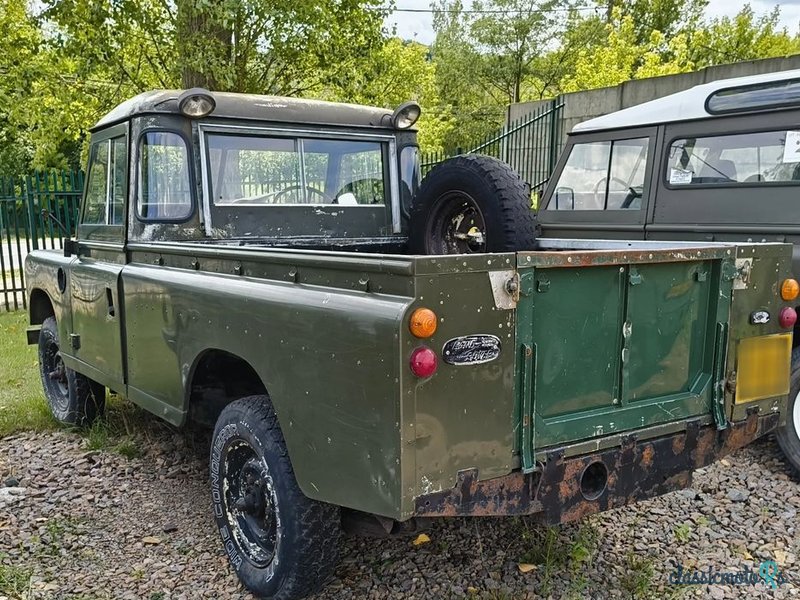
[1,424,798,599]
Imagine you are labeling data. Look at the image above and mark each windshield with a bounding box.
[206,133,387,206]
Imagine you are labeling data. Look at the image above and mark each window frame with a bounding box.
[135,128,196,224]
[539,126,656,226]
[662,126,800,191]
[78,123,128,243]
[197,123,401,236]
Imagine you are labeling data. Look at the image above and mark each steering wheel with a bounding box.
[593,177,631,207]
[273,185,333,204]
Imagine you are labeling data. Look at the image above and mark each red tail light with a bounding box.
[410,347,438,378]
[780,307,797,329]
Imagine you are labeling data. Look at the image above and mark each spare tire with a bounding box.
[409,154,537,254]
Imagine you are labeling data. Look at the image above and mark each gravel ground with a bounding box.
[1,415,799,600]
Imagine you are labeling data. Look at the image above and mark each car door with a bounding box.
[537,127,657,240]
[69,124,128,391]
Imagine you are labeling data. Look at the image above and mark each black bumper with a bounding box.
[414,411,778,525]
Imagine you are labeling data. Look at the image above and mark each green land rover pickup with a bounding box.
[25,89,793,600]
[537,68,800,475]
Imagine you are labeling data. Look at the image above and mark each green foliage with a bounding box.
[1,0,800,166]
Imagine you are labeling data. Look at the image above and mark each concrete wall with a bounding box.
[508,55,800,143]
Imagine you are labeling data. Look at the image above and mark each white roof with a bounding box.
[572,68,800,133]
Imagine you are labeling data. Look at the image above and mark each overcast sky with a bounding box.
[387,1,800,44]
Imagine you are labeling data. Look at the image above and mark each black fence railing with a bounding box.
[0,170,84,311]
[421,98,565,196]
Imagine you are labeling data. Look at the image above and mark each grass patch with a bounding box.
[517,520,599,597]
[619,551,655,598]
[0,559,32,598]
[0,310,149,458]
[0,310,56,437]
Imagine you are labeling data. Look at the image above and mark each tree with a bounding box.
[688,4,800,67]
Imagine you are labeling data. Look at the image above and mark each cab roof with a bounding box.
[93,90,396,131]
[572,68,800,134]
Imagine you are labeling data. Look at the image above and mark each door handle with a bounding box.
[106,287,115,317]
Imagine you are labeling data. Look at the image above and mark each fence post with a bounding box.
[548,98,560,175]
[25,174,38,250]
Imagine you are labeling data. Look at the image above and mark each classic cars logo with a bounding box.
[750,310,770,324]
[442,334,502,365]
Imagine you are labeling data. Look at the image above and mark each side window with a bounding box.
[138,131,192,221]
[83,142,110,224]
[667,131,798,186]
[110,138,127,225]
[607,138,649,209]
[82,136,127,226]
[550,138,648,210]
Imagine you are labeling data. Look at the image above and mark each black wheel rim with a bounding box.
[223,440,279,567]
[43,336,69,412]
[426,191,487,254]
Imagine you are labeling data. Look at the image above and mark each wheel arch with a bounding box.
[29,288,55,325]
[184,347,269,427]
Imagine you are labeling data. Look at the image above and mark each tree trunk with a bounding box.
[175,0,233,90]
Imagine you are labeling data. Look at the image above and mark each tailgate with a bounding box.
[516,245,734,461]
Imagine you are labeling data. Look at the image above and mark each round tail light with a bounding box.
[782,278,800,301]
[780,307,797,329]
[409,308,437,338]
[410,347,438,378]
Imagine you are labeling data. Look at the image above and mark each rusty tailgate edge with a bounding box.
[414,411,777,524]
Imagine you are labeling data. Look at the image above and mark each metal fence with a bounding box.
[421,98,565,194]
[0,170,84,311]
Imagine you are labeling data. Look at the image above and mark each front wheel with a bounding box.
[38,316,105,426]
[211,396,341,600]
[776,349,800,473]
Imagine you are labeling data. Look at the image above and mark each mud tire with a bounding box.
[38,316,105,426]
[210,395,341,600]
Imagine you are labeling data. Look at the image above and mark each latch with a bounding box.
[488,270,518,309]
[734,258,752,290]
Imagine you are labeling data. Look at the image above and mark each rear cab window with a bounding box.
[200,126,399,240]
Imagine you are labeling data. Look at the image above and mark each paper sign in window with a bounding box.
[782,131,800,162]
[669,168,693,185]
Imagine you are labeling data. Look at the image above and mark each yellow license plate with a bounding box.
[735,333,792,404]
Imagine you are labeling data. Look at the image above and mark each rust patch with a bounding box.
[641,444,654,468]
[671,434,685,455]
[414,414,779,521]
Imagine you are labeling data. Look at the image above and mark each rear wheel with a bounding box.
[211,395,341,600]
[38,316,105,426]
[409,154,537,254]
[775,348,800,473]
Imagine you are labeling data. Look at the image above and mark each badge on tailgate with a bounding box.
[442,335,502,365]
